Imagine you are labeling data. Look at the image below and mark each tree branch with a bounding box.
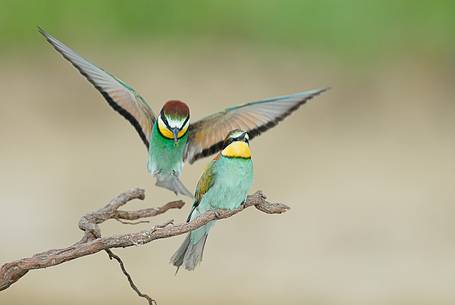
[105,249,157,305]
[0,188,289,302]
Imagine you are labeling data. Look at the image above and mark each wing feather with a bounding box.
[39,28,155,148]
[184,88,329,163]
[186,156,218,221]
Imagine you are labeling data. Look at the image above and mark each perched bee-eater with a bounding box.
[39,28,327,197]
[171,129,253,271]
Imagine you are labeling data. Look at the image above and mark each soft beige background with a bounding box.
[1,50,454,304]
[1,1,455,303]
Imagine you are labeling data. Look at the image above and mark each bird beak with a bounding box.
[173,128,179,143]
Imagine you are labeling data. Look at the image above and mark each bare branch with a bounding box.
[106,249,156,305]
[115,219,152,225]
[0,188,289,302]
[114,200,185,221]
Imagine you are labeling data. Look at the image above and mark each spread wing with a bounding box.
[184,88,328,163]
[39,28,156,148]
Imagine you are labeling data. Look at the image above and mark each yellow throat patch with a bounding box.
[158,117,188,139]
[222,141,251,158]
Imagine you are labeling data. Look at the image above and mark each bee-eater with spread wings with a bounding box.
[39,28,328,198]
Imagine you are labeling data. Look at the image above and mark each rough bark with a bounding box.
[0,188,289,303]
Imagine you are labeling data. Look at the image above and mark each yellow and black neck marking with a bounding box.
[157,115,189,140]
[222,141,251,158]
[221,130,251,159]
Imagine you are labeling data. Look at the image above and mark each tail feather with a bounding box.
[183,234,208,271]
[171,205,215,272]
[155,174,194,198]
[171,217,215,272]
[170,232,208,272]
[170,234,191,272]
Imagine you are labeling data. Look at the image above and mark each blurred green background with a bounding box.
[1,1,454,305]
[2,0,454,62]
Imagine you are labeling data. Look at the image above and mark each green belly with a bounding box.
[189,156,253,243]
[147,122,188,176]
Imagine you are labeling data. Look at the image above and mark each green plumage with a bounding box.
[147,122,192,197]
[148,121,188,175]
[171,153,253,271]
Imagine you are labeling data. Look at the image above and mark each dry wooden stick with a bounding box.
[0,188,290,303]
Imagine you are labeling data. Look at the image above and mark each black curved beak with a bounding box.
[172,128,179,143]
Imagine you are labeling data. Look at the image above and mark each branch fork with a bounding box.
[0,188,290,304]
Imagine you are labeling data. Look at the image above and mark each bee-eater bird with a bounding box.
[171,129,253,271]
[39,28,328,198]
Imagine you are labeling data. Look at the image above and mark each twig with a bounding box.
[115,218,152,225]
[106,249,156,305]
[0,188,290,304]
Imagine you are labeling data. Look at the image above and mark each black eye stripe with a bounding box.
[223,138,233,148]
[180,116,190,129]
[233,134,246,141]
[160,113,171,129]
[161,113,189,131]
[222,134,249,148]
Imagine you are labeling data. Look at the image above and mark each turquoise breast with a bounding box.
[188,155,253,244]
[201,156,253,211]
[147,122,188,175]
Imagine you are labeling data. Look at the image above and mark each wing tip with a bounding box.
[294,86,330,104]
[319,86,331,93]
[306,86,331,97]
[37,26,51,40]
[37,26,60,50]
[37,25,45,34]
[37,26,152,150]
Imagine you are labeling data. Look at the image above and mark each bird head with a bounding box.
[158,100,190,143]
[221,129,251,159]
